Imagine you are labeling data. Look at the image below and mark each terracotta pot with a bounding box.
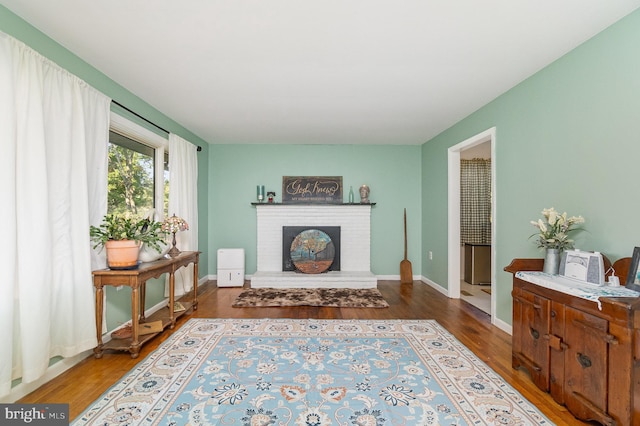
[105,240,141,269]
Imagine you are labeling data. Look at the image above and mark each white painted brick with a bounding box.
[251,271,377,289]
[255,205,372,274]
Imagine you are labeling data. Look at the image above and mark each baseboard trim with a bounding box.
[1,350,92,403]
[492,316,512,335]
[3,278,209,403]
[419,275,449,296]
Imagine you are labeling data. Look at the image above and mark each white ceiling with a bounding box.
[2,1,639,145]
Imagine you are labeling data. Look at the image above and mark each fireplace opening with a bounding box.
[283,226,341,273]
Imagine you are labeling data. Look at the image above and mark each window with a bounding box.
[109,113,169,220]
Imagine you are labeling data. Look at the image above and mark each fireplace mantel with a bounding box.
[251,204,376,289]
[251,202,376,206]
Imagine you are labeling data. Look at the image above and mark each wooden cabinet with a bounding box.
[506,259,640,426]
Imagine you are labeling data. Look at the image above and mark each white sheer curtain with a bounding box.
[0,32,110,397]
[167,133,199,296]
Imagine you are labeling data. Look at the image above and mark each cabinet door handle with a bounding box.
[514,295,542,310]
[576,353,592,369]
[572,319,619,345]
[546,334,568,351]
[603,334,619,345]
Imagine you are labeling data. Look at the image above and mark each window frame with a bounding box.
[109,112,169,221]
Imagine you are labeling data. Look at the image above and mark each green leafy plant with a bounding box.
[90,214,167,252]
[529,207,585,250]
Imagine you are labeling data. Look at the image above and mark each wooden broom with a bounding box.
[400,208,413,283]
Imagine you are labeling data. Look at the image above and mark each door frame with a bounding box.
[447,127,497,321]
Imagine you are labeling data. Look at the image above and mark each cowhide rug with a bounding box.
[231,287,389,308]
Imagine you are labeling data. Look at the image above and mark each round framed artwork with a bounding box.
[290,229,335,274]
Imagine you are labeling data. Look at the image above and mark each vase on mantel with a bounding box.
[543,248,561,275]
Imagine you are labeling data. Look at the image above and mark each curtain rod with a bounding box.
[111,100,202,152]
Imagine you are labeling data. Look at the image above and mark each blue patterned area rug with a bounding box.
[72,319,552,425]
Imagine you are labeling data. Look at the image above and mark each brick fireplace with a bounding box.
[251,204,376,288]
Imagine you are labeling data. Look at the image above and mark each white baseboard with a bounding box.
[492,316,512,335]
[371,274,422,281]
[418,276,512,336]
[0,350,93,403]
[3,278,209,403]
[210,275,430,285]
[419,275,449,296]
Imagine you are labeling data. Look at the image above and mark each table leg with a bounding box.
[169,271,176,328]
[193,259,199,310]
[93,281,104,359]
[139,281,146,322]
[130,284,140,358]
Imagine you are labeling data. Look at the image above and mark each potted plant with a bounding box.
[529,207,585,274]
[90,214,167,269]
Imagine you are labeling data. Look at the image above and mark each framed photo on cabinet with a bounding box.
[625,246,640,291]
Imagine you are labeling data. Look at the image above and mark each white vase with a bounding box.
[543,248,561,275]
[138,239,170,262]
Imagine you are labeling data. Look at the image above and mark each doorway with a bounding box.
[447,128,496,321]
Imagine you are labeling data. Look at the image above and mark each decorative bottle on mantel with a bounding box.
[348,186,354,203]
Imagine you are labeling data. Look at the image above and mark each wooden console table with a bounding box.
[92,251,200,358]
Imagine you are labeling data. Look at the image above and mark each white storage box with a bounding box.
[217,248,245,287]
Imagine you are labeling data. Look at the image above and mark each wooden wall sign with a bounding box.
[282,176,343,204]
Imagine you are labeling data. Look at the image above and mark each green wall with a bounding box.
[0,6,211,331]
[421,9,640,324]
[208,144,422,275]
[4,2,640,332]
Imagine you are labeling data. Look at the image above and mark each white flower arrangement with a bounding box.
[530,207,585,250]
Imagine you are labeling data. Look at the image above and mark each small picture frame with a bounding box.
[625,247,640,291]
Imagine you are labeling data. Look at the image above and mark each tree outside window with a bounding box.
[108,130,168,218]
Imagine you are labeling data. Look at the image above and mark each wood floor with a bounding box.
[19,280,593,425]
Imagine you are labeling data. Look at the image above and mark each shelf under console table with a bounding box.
[505,258,640,426]
[92,251,200,359]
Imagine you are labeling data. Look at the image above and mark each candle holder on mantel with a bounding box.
[162,214,189,257]
[257,185,265,203]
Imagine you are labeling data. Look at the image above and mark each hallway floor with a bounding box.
[460,280,491,314]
